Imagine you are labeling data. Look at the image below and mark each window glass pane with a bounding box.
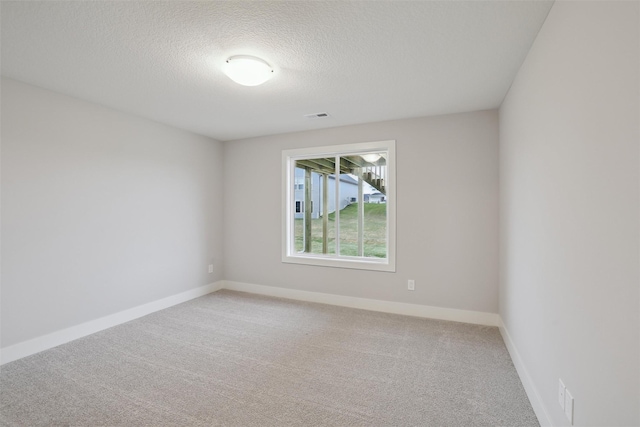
[293,166,304,252]
[335,152,387,259]
[361,152,387,258]
[293,159,336,255]
[337,170,359,257]
[364,197,386,258]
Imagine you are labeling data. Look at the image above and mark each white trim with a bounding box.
[282,140,397,272]
[0,281,224,365]
[281,253,396,272]
[222,280,499,327]
[498,316,553,427]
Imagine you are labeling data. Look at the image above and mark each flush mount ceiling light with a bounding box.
[223,55,273,86]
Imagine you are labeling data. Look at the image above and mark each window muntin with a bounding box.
[282,141,396,272]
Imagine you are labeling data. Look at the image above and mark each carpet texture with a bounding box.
[0,290,538,426]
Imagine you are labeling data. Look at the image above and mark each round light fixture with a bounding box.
[223,55,273,86]
[361,153,381,163]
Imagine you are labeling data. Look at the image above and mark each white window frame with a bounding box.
[282,140,396,272]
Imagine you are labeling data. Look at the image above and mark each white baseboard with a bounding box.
[1,280,499,365]
[498,316,552,427]
[222,280,499,327]
[0,281,224,365]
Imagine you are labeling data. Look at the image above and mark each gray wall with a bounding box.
[499,2,639,426]
[224,110,499,313]
[1,78,225,347]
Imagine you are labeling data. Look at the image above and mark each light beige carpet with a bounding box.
[0,290,538,426]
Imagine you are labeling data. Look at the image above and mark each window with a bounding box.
[282,140,396,272]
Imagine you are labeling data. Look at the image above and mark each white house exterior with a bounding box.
[367,192,386,203]
[294,168,360,219]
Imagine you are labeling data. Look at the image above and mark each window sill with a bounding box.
[282,253,396,272]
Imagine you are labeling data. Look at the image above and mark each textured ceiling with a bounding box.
[1,1,553,141]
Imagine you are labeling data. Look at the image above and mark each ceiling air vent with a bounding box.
[304,112,330,120]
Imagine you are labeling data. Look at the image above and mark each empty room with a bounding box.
[1,1,638,426]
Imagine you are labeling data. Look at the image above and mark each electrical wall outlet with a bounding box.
[558,379,566,409]
[408,280,415,291]
[208,264,214,273]
[564,389,574,424]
